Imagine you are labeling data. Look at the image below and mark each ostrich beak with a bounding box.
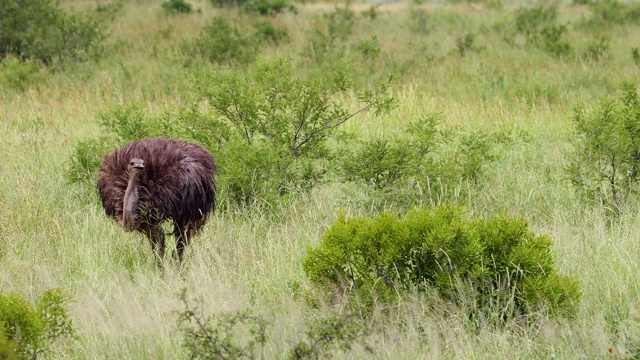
[128,158,146,173]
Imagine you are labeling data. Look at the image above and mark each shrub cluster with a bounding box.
[0,289,74,359]
[303,205,581,319]
[498,5,571,58]
[338,112,495,208]
[0,0,108,66]
[177,289,368,359]
[567,80,640,216]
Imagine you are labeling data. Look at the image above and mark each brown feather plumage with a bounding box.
[97,137,217,265]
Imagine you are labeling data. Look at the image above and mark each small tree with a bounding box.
[567,80,640,216]
[181,55,395,207]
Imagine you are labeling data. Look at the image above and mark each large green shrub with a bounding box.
[0,289,74,359]
[567,80,640,216]
[179,55,395,208]
[303,205,580,319]
[0,0,108,65]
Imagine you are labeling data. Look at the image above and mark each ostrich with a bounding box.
[97,137,216,266]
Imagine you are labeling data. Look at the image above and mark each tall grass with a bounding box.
[1,0,640,358]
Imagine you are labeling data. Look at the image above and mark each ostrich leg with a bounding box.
[142,223,166,266]
[173,224,190,265]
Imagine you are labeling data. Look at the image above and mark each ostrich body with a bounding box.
[97,137,217,265]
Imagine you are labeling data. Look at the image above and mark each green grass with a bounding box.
[2,0,640,358]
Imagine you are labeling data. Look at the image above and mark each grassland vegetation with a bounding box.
[2,0,640,358]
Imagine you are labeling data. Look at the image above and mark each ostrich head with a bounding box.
[127,158,145,174]
[122,158,145,230]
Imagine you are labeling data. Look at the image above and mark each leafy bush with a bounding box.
[179,55,395,208]
[567,80,640,216]
[177,289,369,359]
[337,112,495,208]
[0,329,18,360]
[0,289,74,359]
[245,0,294,15]
[499,5,571,57]
[456,33,482,57]
[0,56,49,91]
[65,103,169,186]
[177,290,268,359]
[183,18,261,67]
[288,314,370,360]
[583,36,610,62]
[253,21,289,46]
[632,47,640,67]
[586,0,640,26]
[209,0,294,15]
[303,205,581,319]
[162,0,193,14]
[0,0,108,65]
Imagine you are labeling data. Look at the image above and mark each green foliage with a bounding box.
[302,205,581,319]
[586,0,640,26]
[288,314,370,360]
[209,0,293,15]
[632,47,640,67]
[0,0,108,66]
[408,8,431,35]
[66,103,167,186]
[0,56,49,91]
[456,33,481,57]
[0,329,18,360]
[0,289,74,359]
[301,5,356,66]
[583,36,610,62]
[338,112,495,208]
[567,80,640,216]
[181,55,395,208]
[360,5,378,21]
[162,0,193,14]
[177,290,268,359]
[352,36,381,62]
[177,290,369,359]
[184,18,261,67]
[253,21,289,46]
[245,0,294,16]
[501,5,571,57]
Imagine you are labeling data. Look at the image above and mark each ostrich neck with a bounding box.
[123,172,140,229]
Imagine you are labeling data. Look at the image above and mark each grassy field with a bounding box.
[1,0,640,358]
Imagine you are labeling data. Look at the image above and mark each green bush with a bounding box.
[209,0,294,15]
[0,329,18,360]
[177,289,368,359]
[253,21,289,46]
[0,289,74,359]
[337,112,495,208]
[180,55,395,208]
[500,5,571,57]
[567,80,640,216]
[184,17,261,67]
[586,0,640,26]
[0,56,49,91]
[632,47,640,67]
[303,205,581,319]
[0,0,108,65]
[65,102,171,186]
[288,314,370,360]
[177,290,268,359]
[162,0,193,14]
